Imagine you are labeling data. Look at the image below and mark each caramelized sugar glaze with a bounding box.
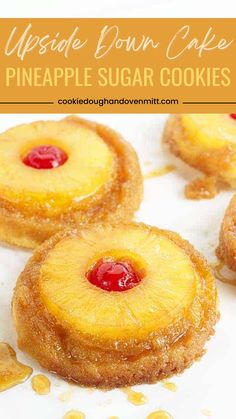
[0,342,32,392]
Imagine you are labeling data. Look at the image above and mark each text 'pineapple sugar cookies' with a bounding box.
[12,222,218,388]
[163,114,236,199]
[217,194,236,275]
[0,116,142,248]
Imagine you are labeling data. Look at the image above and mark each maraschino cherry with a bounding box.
[23,145,67,169]
[87,260,142,292]
[230,114,236,120]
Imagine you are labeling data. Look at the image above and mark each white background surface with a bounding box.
[1,0,236,18]
[0,113,236,419]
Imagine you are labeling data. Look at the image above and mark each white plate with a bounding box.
[0,114,234,419]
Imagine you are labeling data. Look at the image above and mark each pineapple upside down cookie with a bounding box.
[163,114,236,199]
[217,194,236,273]
[13,222,218,388]
[0,116,142,248]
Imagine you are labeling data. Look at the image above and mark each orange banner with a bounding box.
[0,18,235,113]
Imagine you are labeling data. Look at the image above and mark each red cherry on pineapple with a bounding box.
[87,260,142,292]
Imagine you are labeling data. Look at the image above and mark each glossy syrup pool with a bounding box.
[146,410,173,419]
[31,374,51,395]
[143,164,175,180]
[162,381,177,392]
[63,410,85,419]
[121,387,148,405]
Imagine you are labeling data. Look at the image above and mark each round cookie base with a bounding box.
[13,224,218,388]
[163,115,236,188]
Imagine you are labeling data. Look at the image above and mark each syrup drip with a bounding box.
[63,410,85,419]
[31,374,51,395]
[144,165,175,180]
[0,342,32,392]
[147,410,173,419]
[122,387,147,405]
[212,261,236,285]
[162,381,177,392]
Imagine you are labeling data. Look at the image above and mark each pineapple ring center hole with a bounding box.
[22,145,68,169]
[86,256,145,292]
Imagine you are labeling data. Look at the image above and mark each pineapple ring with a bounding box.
[217,194,236,275]
[163,114,236,197]
[0,116,142,248]
[13,223,218,388]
